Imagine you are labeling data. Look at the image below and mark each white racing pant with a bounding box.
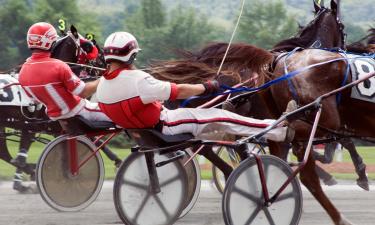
[160,108,287,142]
[77,100,111,122]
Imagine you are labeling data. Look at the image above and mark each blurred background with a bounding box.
[0,0,373,70]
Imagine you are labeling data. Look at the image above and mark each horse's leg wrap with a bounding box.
[11,129,34,168]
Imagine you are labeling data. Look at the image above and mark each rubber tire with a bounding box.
[114,152,188,225]
[222,155,302,225]
[37,135,104,212]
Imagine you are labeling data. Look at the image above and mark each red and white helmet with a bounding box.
[27,22,58,50]
[103,32,141,63]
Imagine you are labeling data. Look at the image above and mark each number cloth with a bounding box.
[97,68,287,141]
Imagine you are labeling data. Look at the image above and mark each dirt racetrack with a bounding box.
[0,180,374,225]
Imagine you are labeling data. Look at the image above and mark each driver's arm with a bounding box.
[175,84,205,99]
[79,79,99,98]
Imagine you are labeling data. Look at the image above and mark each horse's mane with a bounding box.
[346,28,375,54]
[150,42,273,85]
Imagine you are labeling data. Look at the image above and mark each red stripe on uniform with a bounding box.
[163,117,269,128]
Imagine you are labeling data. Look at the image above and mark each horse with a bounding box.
[151,0,347,176]
[149,0,370,224]
[0,25,120,193]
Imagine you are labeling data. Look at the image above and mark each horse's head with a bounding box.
[51,25,81,63]
[273,0,345,52]
[51,25,106,76]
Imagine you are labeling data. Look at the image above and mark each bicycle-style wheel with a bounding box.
[114,152,188,225]
[222,155,302,225]
[37,135,104,212]
[212,144,265,194]
[179,149,201,218]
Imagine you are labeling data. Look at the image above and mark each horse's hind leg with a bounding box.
[96,139,122,168]
[12,129,38,194]
[294,144,353,225]
[11,129,34,167]
[0,127,13,163]
[340,138,369,191]
[198,145,233,180]
[312,142,338,186]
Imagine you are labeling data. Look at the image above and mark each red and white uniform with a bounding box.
[19,52,109,121]
[97,68,178,128]
[97,68,287,142]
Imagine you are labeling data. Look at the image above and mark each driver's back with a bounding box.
[19,51,85,120]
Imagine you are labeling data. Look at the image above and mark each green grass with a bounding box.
[0,139,130,180]
[1,140,375,181]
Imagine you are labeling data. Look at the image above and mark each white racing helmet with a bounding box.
[103,32,141,64]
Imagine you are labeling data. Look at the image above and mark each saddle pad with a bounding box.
[0,74,34,106]
[342,54,375,103]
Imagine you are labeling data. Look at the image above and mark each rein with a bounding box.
[181,53,375,107]
[216,0,246,76]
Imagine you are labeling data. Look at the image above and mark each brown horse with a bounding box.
[149,0,370,224]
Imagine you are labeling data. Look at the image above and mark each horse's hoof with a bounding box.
[13,182,39,194]
[356,179,370,191]
[323,177,338,186]
[338,214,355,225]
[114,159,122,168]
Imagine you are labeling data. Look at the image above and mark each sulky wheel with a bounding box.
[222,155,302,225]
[36,135,104,212]
[114,152,188,225]
[179,149,201,218]
[212,144,265,194]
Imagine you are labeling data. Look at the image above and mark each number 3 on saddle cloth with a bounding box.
[347,54,375,101]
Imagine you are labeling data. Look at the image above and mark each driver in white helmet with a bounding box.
[19,22,110,122]
[96,32,296,142]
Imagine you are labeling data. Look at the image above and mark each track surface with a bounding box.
[0,181,374,225]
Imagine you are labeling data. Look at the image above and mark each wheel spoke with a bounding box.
[133,192,151,222]
[160,174,180,187]
[263,207,276,225]
[244,205,262,225]
[123,179,148,190]
[274,191,295,203]
[233,186,261,203]
[153,194,172,219]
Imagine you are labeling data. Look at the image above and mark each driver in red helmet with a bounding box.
[19,22,110,122]
[96,32,296,142]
